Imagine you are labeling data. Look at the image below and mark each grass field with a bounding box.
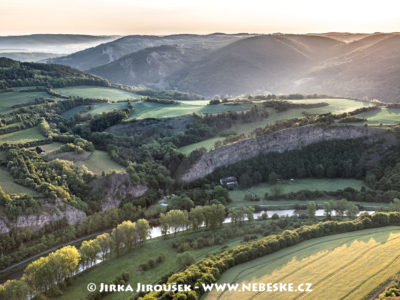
[34,142,63,154]
[62,102,129,118]
[180,98,373,155]
[54,86,139,101]
[224,99,373,136]
[78,150,125,175]
[179,137,222,155]
[354,108,400,126]
[204,226,400,300]
[62,100,249,120]
[0,167,38,195]
[0,126,46,144]
[0,89,50,113]
[54,224,254,300]
[61,105,87,118]
[127,101,250,120]
[48,150,124,175]
[228,178,366,207]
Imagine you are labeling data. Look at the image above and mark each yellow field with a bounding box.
[204,226,400,300]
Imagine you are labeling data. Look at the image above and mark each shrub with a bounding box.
[177,252,196,268]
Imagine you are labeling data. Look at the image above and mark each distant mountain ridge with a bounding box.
[88,45,195,89]
[0,34,119,61]
[48,32,400,102]
[49,33,251,70]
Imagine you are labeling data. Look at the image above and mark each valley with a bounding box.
[0,31,400,300]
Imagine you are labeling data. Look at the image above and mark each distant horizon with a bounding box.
[1,0,399,36]
[0,31,399,37]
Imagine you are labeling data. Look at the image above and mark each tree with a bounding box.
[334,199,348,218]
[0,280,29,300]
[239,173,252,188]
[80,240,101,267]
[49,245,80,282]
[245,206,255,222]
[190,206,205,231]
[389,198,400,212]
[38,117,51,137]
[346,203,359,219]
[229,207,243,225]
[271,184,283,197]
[166,210,189,236]
[168,195,194,210]
[136,218,150,244]
[268,171,280,182]
[24,256,53,293]
[323,202,332,219]
[229,207,254,225]
[203,204,225,229]
[307,201,317,220]
[160,213,170,237]
[95,233,112,261]
[112,221,137,252]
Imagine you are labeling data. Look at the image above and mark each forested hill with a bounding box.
[0,57,109,89]
[49,33,251,70]
[48,32,400,102]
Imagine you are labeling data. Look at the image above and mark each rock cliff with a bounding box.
[90,172,148,211]
[0,173,148,233]
[0,199,86,234]
[180,125,387,182]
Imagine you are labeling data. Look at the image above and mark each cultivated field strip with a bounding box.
[205,227,400,300]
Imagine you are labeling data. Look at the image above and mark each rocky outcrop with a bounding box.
[90,172,148,211]
[181,125,387,182]
[0,199,86,234]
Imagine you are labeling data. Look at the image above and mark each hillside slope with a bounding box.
[294,34,400,101]
[89,45,198,89]
[0,57,109,88]
[50,34,250,70]
[169,34,343,96]
[50,32,400,102]
[181,126,386,182]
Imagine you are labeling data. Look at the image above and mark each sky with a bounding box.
[0,0,399,35]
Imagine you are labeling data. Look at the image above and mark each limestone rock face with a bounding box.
[90,172,148,211]
[0,199,86,234]
[0,172,148,233]
[181,126,386,182]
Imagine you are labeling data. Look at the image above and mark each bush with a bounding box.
[139,255,166,271]
[177,252,195,268]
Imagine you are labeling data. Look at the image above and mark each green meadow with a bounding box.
[54,86,139,101]
[0,167,38,195]
[355,107,400,126]
[179,98,373,155]
[78,150,125,175]
[0,89,50,113]
[228,178,367,207]
[127,101,250,120]
[0,126,46,144]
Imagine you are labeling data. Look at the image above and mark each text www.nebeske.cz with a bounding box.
[94,282,313,293]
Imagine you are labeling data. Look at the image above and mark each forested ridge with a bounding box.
[0,57,400,299]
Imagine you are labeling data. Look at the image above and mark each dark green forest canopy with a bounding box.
[0,57,109,88]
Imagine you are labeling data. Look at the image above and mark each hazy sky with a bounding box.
[0,0,399,35]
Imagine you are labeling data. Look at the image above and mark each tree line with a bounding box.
[0,218,151,299]
[139,212,400,300]
[206,138,366,188]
